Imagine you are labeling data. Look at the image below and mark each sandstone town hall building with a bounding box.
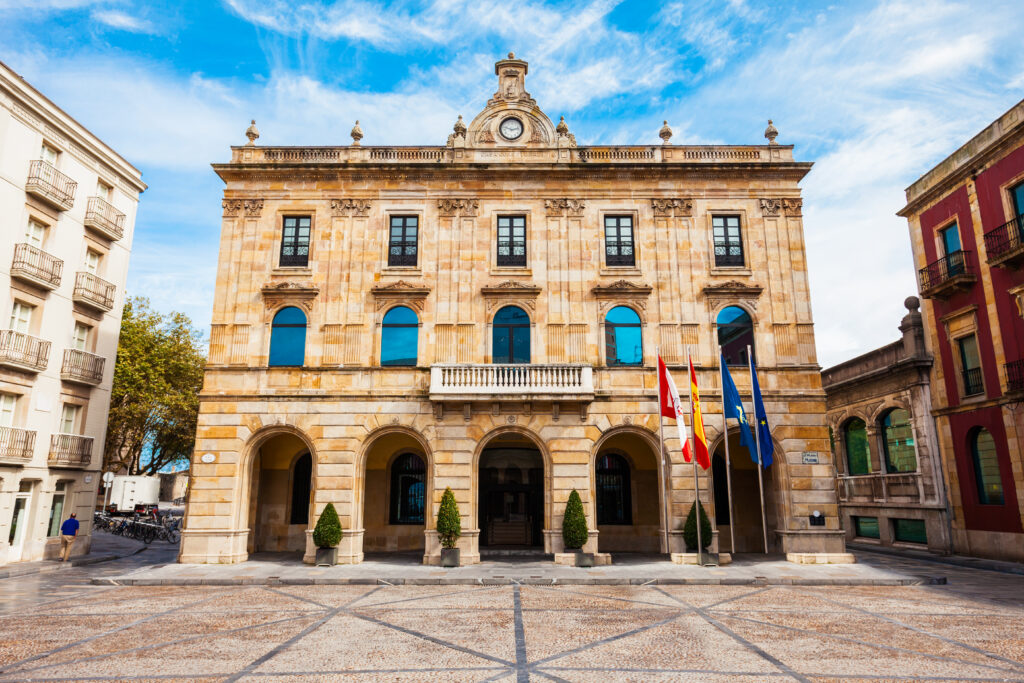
[179,55,844,565]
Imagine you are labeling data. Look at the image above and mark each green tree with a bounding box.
[562,489,588,550]
[436,487,462,549]
[683,501,712,551]
[313,502,342,548]
[103,296,206,475]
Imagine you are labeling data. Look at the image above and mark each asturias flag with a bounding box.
[720,353,756,460]
[750,361,774,468]
[687,357,711,470]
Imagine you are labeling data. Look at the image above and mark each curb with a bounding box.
[0,545,148,580]
[850,544,1024,577]
[91,575,946,587]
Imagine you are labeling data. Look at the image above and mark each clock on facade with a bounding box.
[499,117,523,140]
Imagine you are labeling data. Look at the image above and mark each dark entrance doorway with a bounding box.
[712,431,777,553]
[479,446,544,548]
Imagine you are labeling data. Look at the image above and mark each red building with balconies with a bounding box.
[899,99,1024,561]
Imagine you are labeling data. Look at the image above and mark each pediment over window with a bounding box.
[261,281,318,312]
[701,281,763,298]
[592,280,653,298]
[371,280,431,312]
[481,280,541,314]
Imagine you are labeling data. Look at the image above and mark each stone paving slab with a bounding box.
[94,551,947,587]
[0,532,153,579]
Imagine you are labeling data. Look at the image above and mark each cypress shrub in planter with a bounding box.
[313,502,342,566]
[436,487,462,567]
[683,500,712,553]
[562,490,592,565]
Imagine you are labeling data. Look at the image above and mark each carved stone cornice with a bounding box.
[651,198,692,218]
[261,281,319,312]
[702,280,763,312]
[370,280,431,312]
[480,280,542,314]
[592,280,653,318]
[544,198,586,217]
[330,198,373,217]
[782,198,802,217]
[243,199,264,217]
[222,199,243,217]
[759,198,782,217]
[437,198,479,217]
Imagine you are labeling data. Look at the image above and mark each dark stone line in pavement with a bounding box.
[512,585,528,683]
[541,666,790,677]
[357,584,503,609]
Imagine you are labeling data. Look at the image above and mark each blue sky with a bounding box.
[2,0,1023,367]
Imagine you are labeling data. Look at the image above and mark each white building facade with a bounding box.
[0,60,145,563]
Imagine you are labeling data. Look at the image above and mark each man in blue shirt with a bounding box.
[60,512,79,562]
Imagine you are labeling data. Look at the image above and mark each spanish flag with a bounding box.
[688,356,711,470]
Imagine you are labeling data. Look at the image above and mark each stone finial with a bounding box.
[508,52,515,59]
[556,116,569,136]
[659,120,673,145]
[904,296,920,313]
[764,119,779,145]
[245,119,259,146]
[350,120,363,146]
[453,115,466,137]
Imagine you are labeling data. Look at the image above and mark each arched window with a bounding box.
[269,307,307,367]
[381,306,419,366]
[971,428,1004,505]
[596,453,632,525]
[717,306,754,367]
[492,306,530,363]
[844,418,870,475]
[290,453,311,525]
[605,306,642,366]
[390,453,426,524]
[880,409,916,473]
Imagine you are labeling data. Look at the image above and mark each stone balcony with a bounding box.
[0,426,36,465]
[84,196,126,241]
[429,364,594,402]
[48,433,93,468]
[838,472,927,504]
[61,348,106,386]
[73,271,116,312]
[0,329,50,373]
[10,242,63,290]
[25,160,76,211]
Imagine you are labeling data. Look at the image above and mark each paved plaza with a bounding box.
[2,540,1024,681]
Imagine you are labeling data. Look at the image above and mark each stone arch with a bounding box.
[590,425,665,553]
[472,425,552,545]
[869,398,912,426]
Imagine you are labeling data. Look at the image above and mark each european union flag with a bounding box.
[751,361,774,467]
[720,354,756,458]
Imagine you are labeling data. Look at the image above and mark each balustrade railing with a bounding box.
[983,214,1024,263]
[11,243,63,288]
[61,348,106,385]
[918,250,974,294]
[48,433,93,468]
[26,160,76,210]
[0,426,36,462]
[73,272,116,311]
[963,367,985,397]
[84,196,126,240]
[430,363,594,397]
[0,329,50,372]
[839,471,925,503]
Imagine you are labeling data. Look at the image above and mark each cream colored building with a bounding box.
[0,60,145,563]
[181,55,845,566]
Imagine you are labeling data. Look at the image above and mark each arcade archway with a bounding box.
[246,432,311,555]
[711,430,778,553]
[478,432,545,549]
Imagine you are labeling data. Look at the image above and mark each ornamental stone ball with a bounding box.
[764,119,779,145]
[556,116,569,136]
[905,296,920,312]
[350,120,363,146]
[659,120,673,145]
[245,119,259,146]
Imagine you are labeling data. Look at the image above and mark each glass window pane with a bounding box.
[269,327,306,366]
[511,327,531,363]
[1012,182,1024,218]
[717,306,754,366]
[845,419,870,475]
[492,327,511,363]
[941,224,961,255]
[958,335,980,370]
[893,518,927,544]
[854,516,880,539]
[882,409,916,473]
[381,321,418,366]
[612,326,642,365]
[47,492,65,537]
[972,429,1004,505]
[383,306,418,325]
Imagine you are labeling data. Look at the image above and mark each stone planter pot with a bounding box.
[574,551,595,567]
[315,547,338,566]
[440,548,461,568]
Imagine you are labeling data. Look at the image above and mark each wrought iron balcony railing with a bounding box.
[10,243,63,290]
[0,329,50,373]
[48,433,93,468]
[983,214,1024,267]
[0,426,36,463]
[84,196,126,241]
[605,241,635,267]
[963,366,985,397]
[430,363,594,400]
[61,348,105,386]
[73,271,116,312]
[25,160,76,211]
[714,242,745,267]
[1007,359,1024,394]
[387,241,418,267]
[918,250,975,298]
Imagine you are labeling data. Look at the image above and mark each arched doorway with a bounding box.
[478,432,544,549]
[246,432,312,555]
[712,430,777,553]
[362,430,429,553]
[593,430,662,554]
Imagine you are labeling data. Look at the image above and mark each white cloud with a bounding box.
[92,9,156,34]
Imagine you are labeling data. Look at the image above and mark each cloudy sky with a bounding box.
[2,0,1022,367]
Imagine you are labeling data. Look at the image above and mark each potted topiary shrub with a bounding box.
[313,502,342,566]
[683,500,712,557]
[436,487,462,567]
[562,489,592,567]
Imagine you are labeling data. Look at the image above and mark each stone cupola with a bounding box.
[464,53,557,148]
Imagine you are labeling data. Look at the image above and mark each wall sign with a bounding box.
[200,453,216,464]
[801,451,819,464]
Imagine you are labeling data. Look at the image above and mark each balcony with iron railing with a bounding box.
[10,243,63,290]
[430,364,594,401]
[918,250,976,298]
[0,426,36,464]
[713,242,745,267]
[605,242,635,267]
[72,271,116,312]
[983,214,1024,268]
[387,241,418,267]
[0,329,50,373]
[962,366,985,397]
[838,471,926,504]
[25,160,76,211]
[84,196,126,241]
[48,433,93,468]
[1006,359,1024,394]
[61,348,106,386]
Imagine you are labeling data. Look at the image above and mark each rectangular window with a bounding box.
[940,223,962,256]
[279,216,311,267]
[1012,181,1024,219]
[497,215,527,267]
[40,143,58,166]
[853,516,880,539]
[60,403,79,434]
[72,323,91,351]
[387,216,418,267]
[84,249,101,274]
[9,302,33,333]
[713,215,744,267]
[604,216,635,267]
[96,180,112,200]
[892,518,927,544]
[25,219,46,248]
[47,482,67,537]
[0,393,16,427]
[958,334,984,397]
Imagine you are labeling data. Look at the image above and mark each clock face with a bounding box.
[499,117,523,140]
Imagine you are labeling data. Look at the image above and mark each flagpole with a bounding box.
[688,349,704,565]
[719,346,736,556]
[749,345,769,554]
[656,348,670,555]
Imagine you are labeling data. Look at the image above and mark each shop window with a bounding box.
[893,518,927,544]
[47,482,67,537]
[853,516,879,539]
